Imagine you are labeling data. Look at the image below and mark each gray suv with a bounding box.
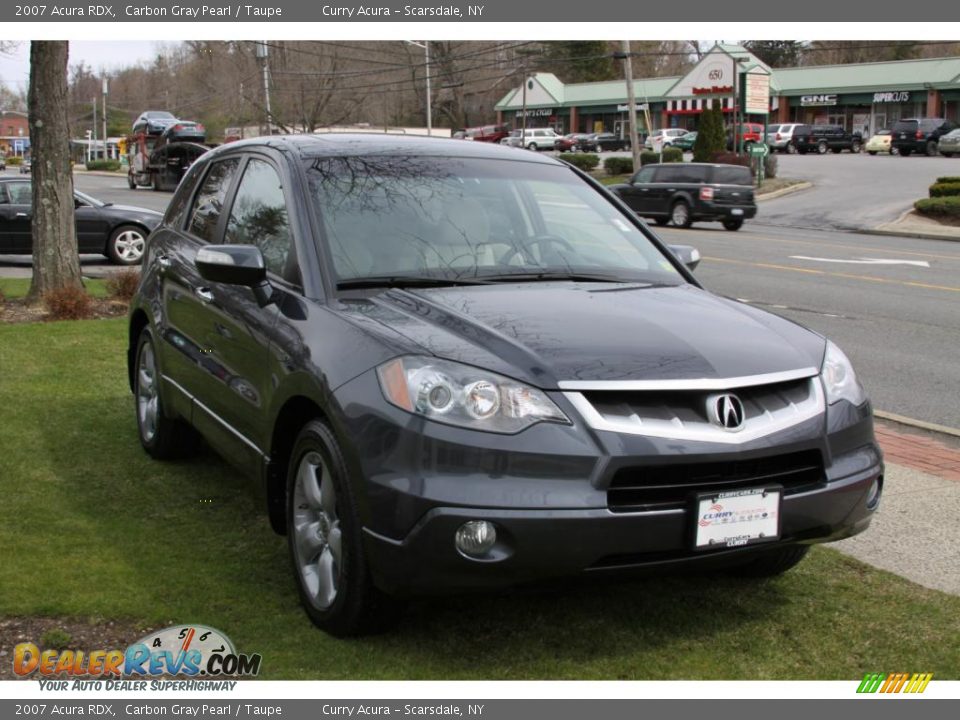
[128,134,882,636]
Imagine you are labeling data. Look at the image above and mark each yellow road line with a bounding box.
[704,256,960,293]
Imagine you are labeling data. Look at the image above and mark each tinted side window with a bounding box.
[711,166,753,185]
[7,182,31,204]
[165,164,205,229]
[188,158,240,243]
[654,166,683,183]
[224,158,295,281]
[633,167,656,184]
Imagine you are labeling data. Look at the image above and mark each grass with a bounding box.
[0,277,109,299]
[2,319,960,679]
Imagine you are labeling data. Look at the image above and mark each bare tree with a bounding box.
[27,41,83,303]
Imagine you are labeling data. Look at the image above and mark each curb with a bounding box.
[73,170,127,178]
[875,410,960,440]
[756,181,812,202]
[866,209,960,243]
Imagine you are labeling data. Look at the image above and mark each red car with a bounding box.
[464,125,510,143]
[726,123,765,150]
[556,133,597,152]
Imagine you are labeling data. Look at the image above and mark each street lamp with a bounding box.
[406,41,432,136]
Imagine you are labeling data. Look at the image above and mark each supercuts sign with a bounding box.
[873,91,911,103]
[801,94,838,107]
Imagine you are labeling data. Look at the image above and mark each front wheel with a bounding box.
[786,143,797,154]
[851,140,862,153]
[287,420,400,637]
[817,141,828,154]
[730,545,810,577]
[670,200,692,229]
[926,140,939,157]
[527,143,538,151]
[722,218,744,231]
[107,225,147,265]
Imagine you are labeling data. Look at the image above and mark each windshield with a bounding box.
[303,156,682,287]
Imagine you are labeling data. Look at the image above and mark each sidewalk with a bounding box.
[833,420,960,596]
[870,209,960,242]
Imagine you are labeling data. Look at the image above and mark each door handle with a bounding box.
[15,212,30,218]
[194,287,214,303]
[157,255,173,270]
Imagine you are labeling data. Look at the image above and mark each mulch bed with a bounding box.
[0,297,128,324]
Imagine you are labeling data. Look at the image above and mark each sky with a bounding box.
[0,41,178,92]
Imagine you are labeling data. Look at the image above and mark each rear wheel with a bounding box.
[287,420,400,637]
[817,141,828,154]
[926,140,939,157]
[134,328,199,460]
[730,545,810,577]
[722,218,744,231]
[786,143,797,154]
[851,140,862,153]
[527,142,538,151]
[670,200,692,229]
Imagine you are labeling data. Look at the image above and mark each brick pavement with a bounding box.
[875,421,960,482]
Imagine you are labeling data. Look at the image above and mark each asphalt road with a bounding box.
[657,221,960,428]
[4,168,960,429]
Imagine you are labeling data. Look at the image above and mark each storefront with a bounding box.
[495,45,960,138]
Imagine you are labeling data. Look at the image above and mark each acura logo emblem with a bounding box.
[708,393,745,431]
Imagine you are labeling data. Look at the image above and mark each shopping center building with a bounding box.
[494,44,960,139]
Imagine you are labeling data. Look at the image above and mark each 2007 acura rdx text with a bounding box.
[127,135,882,636]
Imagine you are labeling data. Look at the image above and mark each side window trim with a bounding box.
[184,155,244,243]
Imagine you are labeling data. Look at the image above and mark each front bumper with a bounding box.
[333,369,882,596]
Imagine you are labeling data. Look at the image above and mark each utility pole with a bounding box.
[406,41,432,136]
[91,97,97,160]
[101,76,108,160]
[618,42,641,171]
[521,65,527,145]
[255,41,273,136]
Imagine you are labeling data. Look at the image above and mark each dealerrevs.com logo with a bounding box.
[857,672,933,694]
[13,625,262,680]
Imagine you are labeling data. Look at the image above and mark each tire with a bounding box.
[570,144,580,153]
[670,200,692,229]
[527,143,538,151]
[287,419,400,637]
[943,152,954,158]
[729,545,810,578]
[134,327,200,460]
[107,224,148,265]
[817,141,828,154]
[722,218,744,231]
[926,140,938,157]
[127,174,136,190]
[890,146,899,156]
[851,140,862,153]
[867,151,877,156]
[786,143,797,154]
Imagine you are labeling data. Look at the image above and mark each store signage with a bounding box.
[744,71,770,115]
[616,103,648,112]
[692,86,733,95]
[873,91,911,103]
[801,94,838,107]
[515,108,554,118]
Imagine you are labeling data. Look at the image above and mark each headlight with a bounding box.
[376,356,569,433]
[821,341,867,406]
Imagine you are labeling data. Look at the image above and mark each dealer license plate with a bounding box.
[694,487,781,550]
[731,208,744,216]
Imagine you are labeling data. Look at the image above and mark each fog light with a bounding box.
[866,476,883,509]
[455,520,497,558]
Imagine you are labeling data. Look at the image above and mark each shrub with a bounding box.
[106,268,141,301]
[935,176,960,184]
[44,286,93,320]
[915,196,960,218]
[5,156,23,166]
[709,151,752,169]
[558,153,600,171]
[929,182,960,198]
[693,100,726,162]
[85,159,121,172]
[41,628,72,650]
[603,156,635,175]
[640,148,683,166]
[764,153,778,179]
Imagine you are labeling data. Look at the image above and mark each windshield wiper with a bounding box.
[337,275,494,290]
[480,271,643,284]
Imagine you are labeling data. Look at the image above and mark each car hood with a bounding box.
[104,204,163,221]
[352,282,825,388]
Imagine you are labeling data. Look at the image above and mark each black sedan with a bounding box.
[591,132,632,151]
[0,177,162,265]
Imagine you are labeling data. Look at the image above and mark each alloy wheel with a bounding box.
[136,340,159,443]
[292,451,343,610]
[113,229,146,263]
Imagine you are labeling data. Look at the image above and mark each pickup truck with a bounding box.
[791,124,863,154]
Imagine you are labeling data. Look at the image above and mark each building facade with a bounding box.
[0,110,29,157]
[494,44,960,138]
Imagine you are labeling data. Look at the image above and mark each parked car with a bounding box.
[0,177,161,264]
[864,130,897,156]
[671,131,698,152]
[19,159,31,174]
[644,128,688,150]
[938,128,960,158]
[726,123,765,151]
[464,124,511,143]
[891,118,959,156]
[611,162,757,231]
[127,134,880,636]
[592,132,633,151]
[766,123,803,153]
[791,124,862,154]
[159,120,207,144]
[132,110,179,136]
[0,156,6,171]
[500,128,560,151]
[556,133,597,152]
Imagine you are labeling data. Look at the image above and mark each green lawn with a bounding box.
[1,319,959,679]
[0,277,109,299]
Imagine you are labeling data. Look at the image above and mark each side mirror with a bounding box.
[195,245,274,306]
[667,244,701,273]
